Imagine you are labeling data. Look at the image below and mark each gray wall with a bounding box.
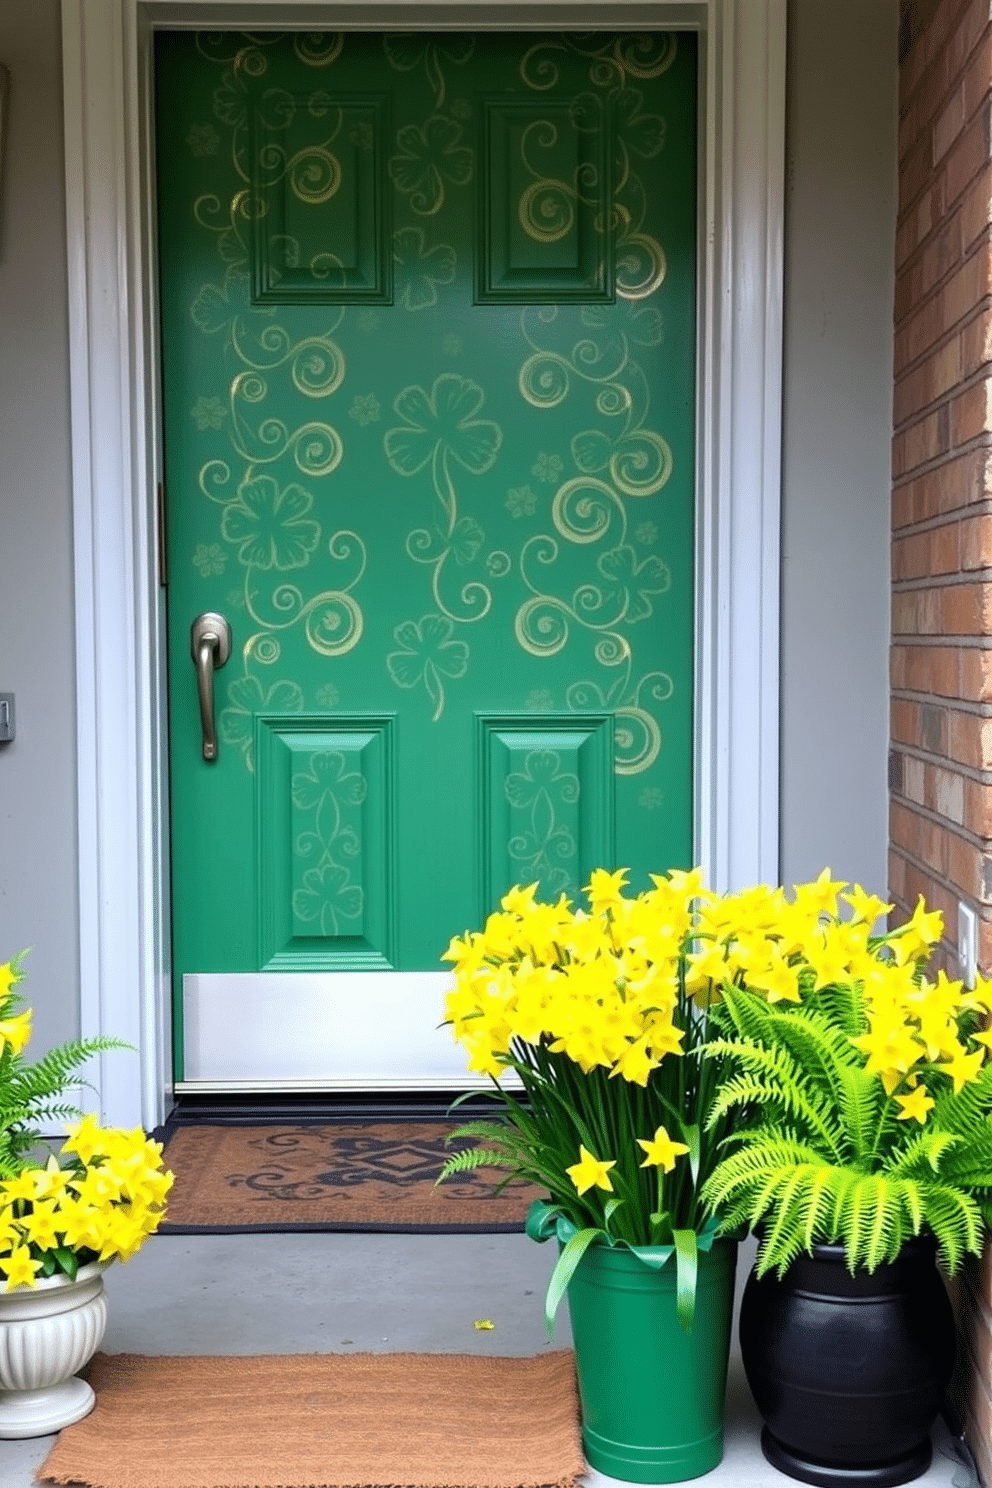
[779,0,897,896]
[0,0,79,1054]
[0,1,897,1064]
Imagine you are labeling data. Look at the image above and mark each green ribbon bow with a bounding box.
[525,1199,723,1337]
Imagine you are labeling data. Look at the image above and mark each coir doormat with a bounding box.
[158,1122,545,1234]
[39,1350,586,1488]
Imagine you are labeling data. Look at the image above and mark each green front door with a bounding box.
[156,29,698,1088]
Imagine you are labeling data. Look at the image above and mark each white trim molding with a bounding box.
[62,0,786,1126]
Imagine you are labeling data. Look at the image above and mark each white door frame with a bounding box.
[62,0,786,1128]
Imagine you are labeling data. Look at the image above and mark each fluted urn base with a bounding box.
[0,1261,109,1439]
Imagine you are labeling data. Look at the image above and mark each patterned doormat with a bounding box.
[158,1122,545,1234]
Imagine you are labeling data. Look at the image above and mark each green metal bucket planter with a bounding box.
[563,1237,738,1483]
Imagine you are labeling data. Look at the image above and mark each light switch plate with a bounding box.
[0,693,13,744]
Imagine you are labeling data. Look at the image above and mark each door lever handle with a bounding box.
[190,612,232,762]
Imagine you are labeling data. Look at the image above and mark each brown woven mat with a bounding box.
[159,1123,544,1234]
[40,1351,585,1488]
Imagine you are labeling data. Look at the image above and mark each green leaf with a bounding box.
[672,1229,698,1332]
[544,1228,607,1340]
[53,1246,79,1280]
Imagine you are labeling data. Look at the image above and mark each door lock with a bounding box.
[190,613,231,762]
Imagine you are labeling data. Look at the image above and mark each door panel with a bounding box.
[155,30,698,1086]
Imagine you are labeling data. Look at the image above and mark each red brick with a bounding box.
[896,215,918,271]
[962,512,992,566]
[934,642,963,693]
[891,644,909,690]
[888,848,907,904]
[894,338,962,423]
[961,306,992,373]
[945,239,992,328]
[948,707,986,765]
[965,778,992,835]
[948,829,981,896]
[890,697,920,747]
[946,104,992,205]
[922,817,951,872]
[956,0,992,86]
[980,912,992,974]
[961,164,992,246]
[952,379,992,442]
[963,27,992,120]
[895,291,944,365]
[942,580,992,632]
[960,645,992,699]
[934,763,966,821]
[901,129,940,216]
[934,82,966,164]
[890,800,924,857]
[894,407,950,476]
[936,519,963,572]
[892,590,921,636]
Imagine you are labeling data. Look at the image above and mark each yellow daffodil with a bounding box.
[584,868,630,914]
[894,1086,935,1123]
[637,1125,690,1172]
[565,1145,616,1195]
[842,885,893,927]
[0,1007,31,1055]
[0,958,23,1001]
[62,1112,108,1165]
[940,1044,984,1094]
[0,1244,43,1290]
[793,869,847,918]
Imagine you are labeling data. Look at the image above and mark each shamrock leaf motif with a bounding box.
[387,614,469,722]
[385,375,502,480]
[221,473,320,571]
[292,752,368,812]
[389,116,473,216]
[450,516,485,565]
[614,87,666,159]
[505,750,580,811]
[382,35,475,108]
[220,675,304,772]
[393,226,457,311]
[293,863,363,935]
[597,545,672,623]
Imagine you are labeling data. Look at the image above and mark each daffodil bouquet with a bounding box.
[0,1119,173,1288]
[697,874,992,1277]
[439,868,741,1328]
[0,953,173,1289]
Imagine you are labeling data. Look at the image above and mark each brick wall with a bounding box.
[896,0,992,1478]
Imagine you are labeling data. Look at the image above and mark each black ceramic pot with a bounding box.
[738,1238,956,1488]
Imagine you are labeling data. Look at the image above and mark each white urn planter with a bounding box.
[0,1261,109,1438]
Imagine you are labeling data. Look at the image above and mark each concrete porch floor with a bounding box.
[7,1231,974,1488]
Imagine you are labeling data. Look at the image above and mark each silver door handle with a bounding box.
[190,612,232,762]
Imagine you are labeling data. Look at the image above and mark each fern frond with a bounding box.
[895,1177,924,1232]
[436,1146,509,1181]
[814,979,868,1039]
[881,1127,959,1179]
[800,1163,846,1253]
[929,1061,992,1135]
[704,1040,845,1158]
[836,1065,888,1164]
[919,1184,984,1273]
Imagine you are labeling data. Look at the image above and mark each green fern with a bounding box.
[0,956,131,1175]
[436,1145,509,1179]
[701,979,992,1276]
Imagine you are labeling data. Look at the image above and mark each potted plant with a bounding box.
[0,953,173,1438]
[697,874,992,1488]
[439,868,742,1485]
